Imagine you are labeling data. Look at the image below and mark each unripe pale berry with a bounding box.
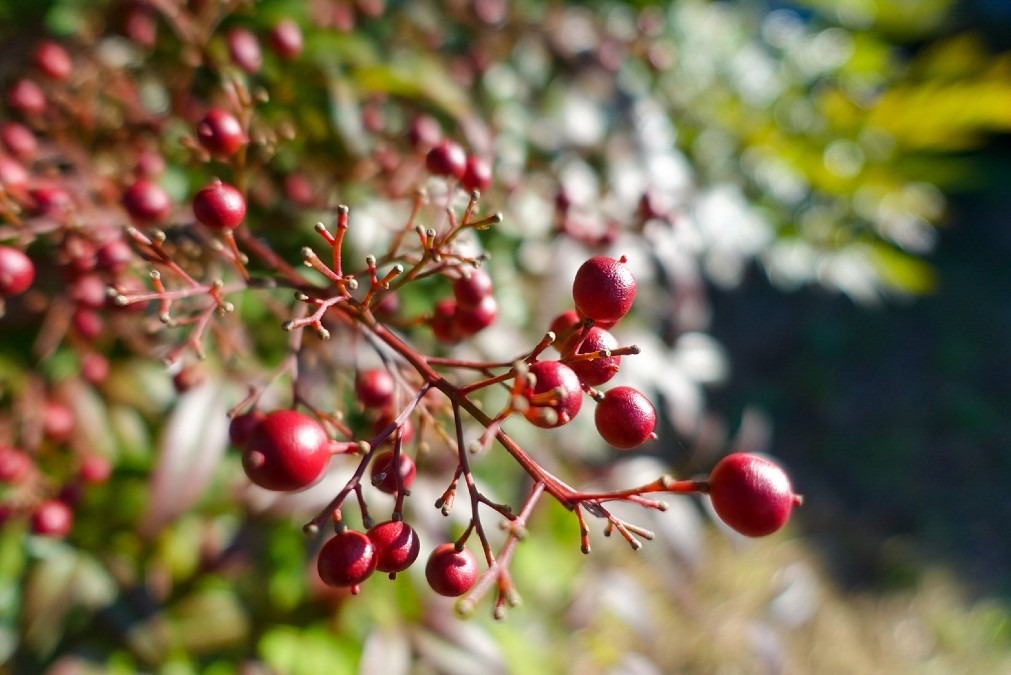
[563,326,621,386]
[523,361,583,429]
[594,386,656,450]
[241,409,331,491]
[355,368,396,409]
[0,246,35,296]
[572,256,637,324]
[367,520,421,574]
[370,450,416,494]
[123,179,171,224]
[31,499,73,538]
[708,452,801,537]
[425,543,478,597]
[317,529,378,588]
[193,180,246,230]
[197,109,246,157]
[425,139,467,179]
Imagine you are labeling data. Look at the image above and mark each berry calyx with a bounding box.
[355,368,396,409]
[425,543,478,597]
[367,520,421,574]
[123,179,171,224]
[523,361,583,429]
[193,180,246,231]
[594,386,656,450]
[241,409,331,491]
[0,246,35,297]
[563,326,621,386]
[370,450,416,494]
[317,529,378,588]
[197,109,246,157]
[425,139,467,179]
[30,499,73,538]
[571,256,637,324]
[707,452,801,537]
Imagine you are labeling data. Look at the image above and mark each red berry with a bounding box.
[0,245,35,296]
[227,27,262,74]
[0,446,32,484]
[460,155,492,193]
[228,410,266,447]
[7,79,46,117]
[371,412,415,446]
[523,361,583,429]
[408,115,442,151]
[453,294,497,336]
[562,326,621,386]
[43,400,75,443]
[95,238,132,273]
[317,529,378,588]
[370,450,416,494]
[31,499,73,538]
[430,298,461,344]
[269,19,303,60]
[135,149,166,177]
[125,6,158,48]
[0,156,29,196]
[425,543,478,597]
[193,180,246,230]
[425,139,467,179]
[452,268,493,307]
[123,179,171,224]
[81,353,110,384]
[549,309,582,347]
[593,386,656,450]
[367,520,421,574]
[708,453,801,537]
[1,122,37,161]
[29,183,72,217]
[241,409,331,491]
[72,310,103,340]
[33,41,73,81]
[571,256,637,324]
[197,108,246,157]
[79,455,112,484]
[355,368,396,409]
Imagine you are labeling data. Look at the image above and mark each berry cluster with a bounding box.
[0,3,802,619]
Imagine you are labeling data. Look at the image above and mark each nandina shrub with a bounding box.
[0,5,816,666]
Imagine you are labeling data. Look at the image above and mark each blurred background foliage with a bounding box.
[2,0,1011,673]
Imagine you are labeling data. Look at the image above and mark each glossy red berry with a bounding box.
[425,139,467,179]
[269,19,303,60]
[95,238,132,273]
[523,361,583,429]
[355,368,396,409]
[563,326,621,386]
[0,246,35,296]
[452,268,493,307]
[367,520,421,574]
[1,122,37,161]
[197,109,246,157]
[425,543,478,597]
[317,529,378,588]
[594,386,656,450]
[193,180,246,230]
[460,155,492,193]
[572,256,637,324]
[228,410,266,447]
[708,453,801,537]
[7,79,46,117]
[30,499,73,538]
[370,450,416,494]
[430,298,460,344]
[33,41,73,81]
[241,409,331,491]
[79,455,112,484]
[453,294,497,336]
[226,27,262,74]
[0,446,32,484]
[123,179,171,224]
